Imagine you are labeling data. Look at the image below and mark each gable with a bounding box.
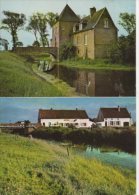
[58,4,79,22]
[100,108,131,118]
[96,8,117,29]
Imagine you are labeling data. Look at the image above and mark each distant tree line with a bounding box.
[0,11,58,50]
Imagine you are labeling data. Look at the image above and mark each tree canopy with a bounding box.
[1,11,26,50]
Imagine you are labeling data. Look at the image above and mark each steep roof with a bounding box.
[58,4,80,22]
[38,109,89,119]
[73,7,117,33]
[100,107,131,118]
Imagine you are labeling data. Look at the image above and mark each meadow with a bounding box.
[0,133,136,195]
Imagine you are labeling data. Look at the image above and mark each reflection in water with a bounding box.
[49,65,135,96]
[74,146,136,169]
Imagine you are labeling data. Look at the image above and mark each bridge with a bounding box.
[14,46,58,58]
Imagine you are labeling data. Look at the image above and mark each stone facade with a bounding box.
[52,5,118,59]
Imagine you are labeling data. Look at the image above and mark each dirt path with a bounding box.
[32,64,80,96]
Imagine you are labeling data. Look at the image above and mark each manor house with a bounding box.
[52,4,118,59]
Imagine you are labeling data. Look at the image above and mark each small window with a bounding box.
[84,34,87,45]
[110,121,113,126]
[104,18,109,28]
[116,121,120,126]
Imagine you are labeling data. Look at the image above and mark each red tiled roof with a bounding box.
[38,109,88,120]
[100,107,131,118]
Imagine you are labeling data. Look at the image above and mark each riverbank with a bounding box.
[32,127,136,153]
[9,126,136,153]
[60,58,135,71]
[32,64,79,96]
[0,52,62,96]
[0,133,136,195]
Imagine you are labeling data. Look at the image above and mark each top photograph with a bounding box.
[0,0,136,97]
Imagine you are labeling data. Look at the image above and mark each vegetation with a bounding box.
[0,52,62,96]
[60,58,135,71]
[109,13,136,65]
[0,133,136,195]
[59,41,76,60]
[1,11,26,50]
[9,126,136,153]
[26,12,58,46]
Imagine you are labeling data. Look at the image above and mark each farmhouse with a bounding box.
[38,108,92,128]
[52,4,117,59]
[95,106,133,127]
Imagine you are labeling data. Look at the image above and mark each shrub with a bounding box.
[59,41,76,60]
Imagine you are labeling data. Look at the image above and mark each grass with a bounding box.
[0,133,136,195]
[32,63,79,96]
[0,51,61,96]
[60,58,135,71]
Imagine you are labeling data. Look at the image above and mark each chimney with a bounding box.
[90,7,96,17]
[118,106,120,112]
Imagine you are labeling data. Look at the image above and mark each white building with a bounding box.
[95,106,133,127]
[38,109,93,128]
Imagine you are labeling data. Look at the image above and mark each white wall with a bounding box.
[40,118,92,128]
[97,118,133,127]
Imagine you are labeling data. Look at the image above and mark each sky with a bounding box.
[0,0,136,48]
[0,97,136,123]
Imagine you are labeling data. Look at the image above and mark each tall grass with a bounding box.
[60,58,135,71]
[0,133,135,195]
[0,52,61,96]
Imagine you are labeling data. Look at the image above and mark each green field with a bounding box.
[0,52,61,96]
[0,133,136,195]
[60,58,135,71]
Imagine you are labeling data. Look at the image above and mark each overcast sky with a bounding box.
[0,0,136,48]
[0,97,136,123]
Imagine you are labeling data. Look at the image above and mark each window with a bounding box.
[104,18,109,28]
[84,34,87,45]
[110,121,113,126]
[81,123,86,126]
[116,121,120,126]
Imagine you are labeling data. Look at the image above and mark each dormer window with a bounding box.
[79,23,83,31]
[104,18,109,28]
[73,23,79,32]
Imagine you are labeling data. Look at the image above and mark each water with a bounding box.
[73,146,136,170]
[49,65,135,96]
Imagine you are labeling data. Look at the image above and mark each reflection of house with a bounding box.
[38,109,92,128]
[0,38,9,50]
[52,4,117,59]
[95,106,133,127]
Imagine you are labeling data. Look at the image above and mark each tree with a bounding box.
[1,11,26,50]
[119,13,136,35]
[46,12,59,28]
[33,13,49,47]
[26,15,39,43]
[109,12,136,65]
[59,41,76,60]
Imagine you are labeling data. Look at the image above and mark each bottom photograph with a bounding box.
[0,97,136,195]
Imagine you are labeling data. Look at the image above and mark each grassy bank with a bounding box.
[30,127,136,153]
[32,64,79,96]
[0,133,136,195]
[0,52,61,96]
[60,58,135,71]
